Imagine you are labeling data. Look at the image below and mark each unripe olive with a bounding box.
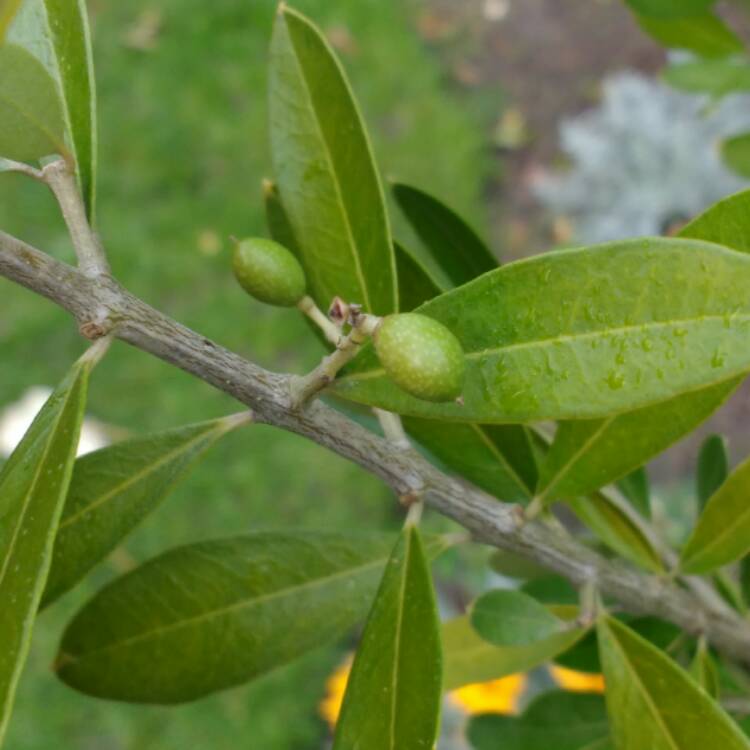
[232,238,306,307]
[374,313,465,403]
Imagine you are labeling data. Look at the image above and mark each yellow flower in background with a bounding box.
[319,657,353,730]
[449,673,527,715]
[550,665,605,693]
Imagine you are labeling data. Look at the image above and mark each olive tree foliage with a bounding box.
[4,1,750,748]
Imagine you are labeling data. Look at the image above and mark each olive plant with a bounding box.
[4,1,750,748]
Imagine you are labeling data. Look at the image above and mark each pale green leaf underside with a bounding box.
[330,238,750,423]
[0,355,91,743]
[268,7,396,315]
[56,532,447,704]
[333,527,442,750]
[598,616,750,749]
[443,607,586,691]
[0,43,67,163]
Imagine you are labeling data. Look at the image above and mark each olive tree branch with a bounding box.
[2,229,750,665]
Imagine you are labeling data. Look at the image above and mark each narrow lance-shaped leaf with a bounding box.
[0,43,68,163]
[269,6,396,315]
[535,381,736,503]
[330,238,750,423]
[468,691,612,750]
[696,434,729,510]
[532,200,748,503]
[567,491,663,573]
[616,466,650,518]
[443,606,587,690]
[55,531,448,704]
[597,616,749,749]
[0,341,105,743]
[690,638,719,699]
[722,133,750,180]
[664,59,750,98]
[394,241,445,312]
[392,182,497,288]
[635,13,743,58]
[625,0,715,16]
[263,178,301,258]
[681,454,750,573]
[42,413,251,608]
[333,526,442,750]
[470,590,569,647]
[41,0,97,218]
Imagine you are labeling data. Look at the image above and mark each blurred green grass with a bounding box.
[0,0,493,747]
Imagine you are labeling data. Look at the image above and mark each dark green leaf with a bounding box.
[471,590,567,647]
[0,43,68,163]
[723,133,750,179]
[681,454,750,573]
[535,381,735,503]
[42,414,250,608]
[443,607,586,690]
[392,182,496,287]
[664,59,750,97]
[616,466,650,518]
[626,0,715,16]
[636,13,744,58]
[405,419,537,502]
[521,576,578,605]
[269,6,396,315]
[681,188,750,253]
[697,434,729,510]
[690,638,720,698]
[55,531,447,703]
[468,691,612,750]
[394,241,444,312]
[0,344,101,741]
[42,0,97,218]
[330,238,750,423]
[567,492,663,572]
[333,527,441,749]
[598,616,749,749]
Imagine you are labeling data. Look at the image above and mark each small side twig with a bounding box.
[289,305,379,407]
[296,295,342,346]
[0,159,44,181]
[373,408,410,451]
[42,160,109,277]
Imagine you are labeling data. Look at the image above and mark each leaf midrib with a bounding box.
[59,422,222,529]
[472,425,534,498]
[0,83,66,157]
[389,532,411,749]
[283,12,372,312]
[336,313,750,383]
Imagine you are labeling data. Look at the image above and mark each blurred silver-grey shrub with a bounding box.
[534,71,750,243]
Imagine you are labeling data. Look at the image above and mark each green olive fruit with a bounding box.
[232,238,306,307]
[373,313,465,402]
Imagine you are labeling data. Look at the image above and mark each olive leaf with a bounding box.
[394,241,445,312]
[7,0,97,216]
[330,238,750,423]
[42,414,250,608]
[625,0,715,16]
[333,526,442,750]
[269,6,396,316]
[443,607,587,690]
[635,13,743,58]
[0,342,105,743]
[722,133,750,180]
[598,616,749,749]
[468,691,612,750]
[696,434,729,511]
[616,466,650,518]
[0,43,68,163]
[392,182,496,288]
[681,454,750,573]
[664,59,750,97]
[55,532,448,703]
[690,638,720,698]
